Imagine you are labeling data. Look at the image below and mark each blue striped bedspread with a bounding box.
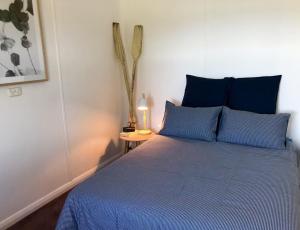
[56,135,300,230]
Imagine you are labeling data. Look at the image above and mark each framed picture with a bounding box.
[0,0,46,86]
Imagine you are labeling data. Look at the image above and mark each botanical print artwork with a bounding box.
[0,0,46,85]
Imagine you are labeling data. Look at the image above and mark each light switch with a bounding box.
[8,87,22,97]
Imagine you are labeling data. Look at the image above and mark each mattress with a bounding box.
[56,135,300,230]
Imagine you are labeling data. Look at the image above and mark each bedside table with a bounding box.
[120,131,155,153]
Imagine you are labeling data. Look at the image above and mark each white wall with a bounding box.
[0,0,123,227]
[120,0,300,147]
[53,0,123,179]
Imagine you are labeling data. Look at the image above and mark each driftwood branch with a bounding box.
[113,22,134,123]
[113,23,143,126]
[131,25,143,119]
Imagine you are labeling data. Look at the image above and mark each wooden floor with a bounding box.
[8,192,69,230]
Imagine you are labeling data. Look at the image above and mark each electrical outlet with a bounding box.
[7,87,22,97]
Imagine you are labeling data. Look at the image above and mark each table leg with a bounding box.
[125,141,130,153]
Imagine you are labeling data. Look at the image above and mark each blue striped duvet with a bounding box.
[56,135,300,230]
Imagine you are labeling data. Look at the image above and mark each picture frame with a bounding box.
[0,0,46,86]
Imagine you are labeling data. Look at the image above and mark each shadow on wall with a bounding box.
[97,139,123,170]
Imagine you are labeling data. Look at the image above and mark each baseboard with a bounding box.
[0,152,123,230]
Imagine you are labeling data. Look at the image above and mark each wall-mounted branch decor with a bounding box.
[113,22,143,129]
[131,25,143,119]
[0,0,46,86]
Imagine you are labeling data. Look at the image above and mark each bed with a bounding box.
[56,135,300,230]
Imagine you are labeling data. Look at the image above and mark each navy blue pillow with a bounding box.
[159,101,222,141]
[217,107,290,149]
[228,75,282,114]
[182,75,232,107]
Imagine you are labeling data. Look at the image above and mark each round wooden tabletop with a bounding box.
[120,131,155,142]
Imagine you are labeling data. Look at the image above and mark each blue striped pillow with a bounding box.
[217,107,290,149]
[159,101,222,141]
